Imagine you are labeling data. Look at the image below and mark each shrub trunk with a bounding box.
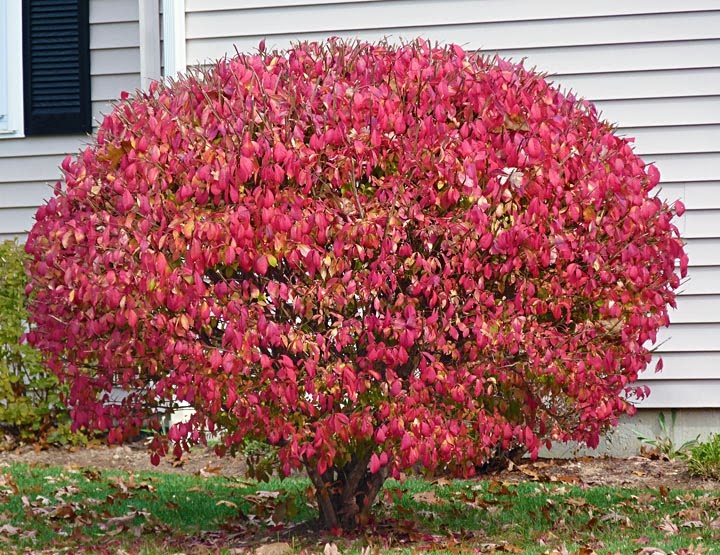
[305,453,388,531]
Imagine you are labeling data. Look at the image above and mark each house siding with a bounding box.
[0,0,141,241]
[184,0,720,408]
[1,1,718,410]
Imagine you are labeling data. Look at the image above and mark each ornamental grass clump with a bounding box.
[25,39,687,530]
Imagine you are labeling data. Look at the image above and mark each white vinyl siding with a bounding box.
[0,0,141,241]
[1,1,718,410]
[184,0,720,408]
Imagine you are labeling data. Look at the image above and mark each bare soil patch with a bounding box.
[1,441,717,492]
[491,455,718,491]
[0,440,247,477]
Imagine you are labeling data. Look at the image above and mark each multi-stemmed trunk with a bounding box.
[305,451,389,531]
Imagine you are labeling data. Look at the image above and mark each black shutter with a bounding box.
[22,0,91,135]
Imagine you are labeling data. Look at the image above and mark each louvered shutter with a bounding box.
[22,0,90,135]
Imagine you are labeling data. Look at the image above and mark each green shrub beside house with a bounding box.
[0,240,78,446]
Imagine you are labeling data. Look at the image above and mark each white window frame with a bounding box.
[0,0,25,138]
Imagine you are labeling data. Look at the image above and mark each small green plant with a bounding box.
[0,239,82,446]
[635,410,699,459]
[686,433,720,480]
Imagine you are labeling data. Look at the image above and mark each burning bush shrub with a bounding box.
[25,39,687,529]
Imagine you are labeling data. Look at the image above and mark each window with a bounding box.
[0,0,23,136]
[1,0,91,138]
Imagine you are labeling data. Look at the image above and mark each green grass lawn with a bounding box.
[0,462,718,554]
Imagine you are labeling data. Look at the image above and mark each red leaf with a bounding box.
[369,453,381,474]
[254,255,269,275]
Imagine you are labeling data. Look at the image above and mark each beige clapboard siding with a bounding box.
[182,0,720,411]
[621,126,720,156]
[633,380,720,408]
[186,10,720,48]
[672,296,720,324]
[91,48,141,75]
[646,154,719,183]
[683,210,720,239]
[683,239,720,266]
[593,97,720,128]
[92,100,119,126]
[92,74,142,101]
[188,0,380,10]
[0,181,55,209]
[648,353,720,380]
[2,1,718,407]
[678,267,720,296]
[90,21,139,50]
[0,135,90,158]
[189,36,720,73]
[0,0,140,238]
[655,323,719,352]
[642,353,720,407]
[492,41,720,75]
[557,69,720,101]
[687,185,720,209]
[0,207,37,238]
[0,154,72,184]
[186,0,719,19]
[660,182,720,210]
[185,1,720,33]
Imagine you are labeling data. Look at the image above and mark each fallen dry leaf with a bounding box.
[254,542,293,555]
[324,543,341,555]
[49,503,78,520]
[0,524,20,535]
[412,490,444,505]
[198,463,223,477]
[0,473,19,494]
[675,506,706,522]
[600,511,629,526]
[495,543,525,553]
[676,545,707,555]
[247,490,280,500]
[517,465,541,481]
[105,511,148,527]
[631,493,656,504]
[657,514,679,535]
[550,475,581,485]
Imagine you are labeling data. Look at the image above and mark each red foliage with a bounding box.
[25,39,686,525]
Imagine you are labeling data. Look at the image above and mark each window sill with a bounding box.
[0,129,25,140]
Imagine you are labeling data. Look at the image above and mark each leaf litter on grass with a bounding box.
[1,462,720,554]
